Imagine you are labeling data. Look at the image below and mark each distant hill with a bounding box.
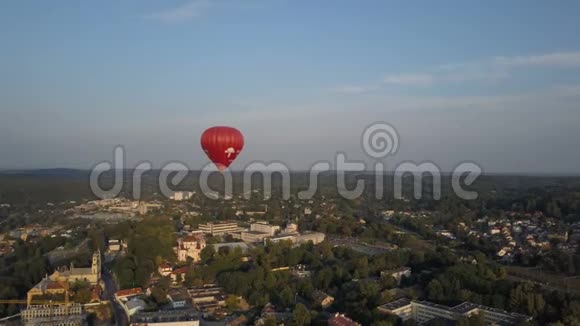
[0,168,89,178]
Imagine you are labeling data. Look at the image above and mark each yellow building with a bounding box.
[53,250,101,285]
[27,250,101,305]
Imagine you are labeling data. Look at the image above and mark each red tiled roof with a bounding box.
[328,313,360,326]
[115,287,142,297]
[172,266,189,275]
[183,234,204,243]
[159,262,172,269]
[46,282,66,290]
[91,285,102,301]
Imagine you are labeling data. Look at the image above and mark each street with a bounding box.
[102,267,128,326]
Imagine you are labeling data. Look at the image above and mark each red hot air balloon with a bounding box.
[200,126,244,170]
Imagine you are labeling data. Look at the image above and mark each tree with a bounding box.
[150,286,169,305]
[72,288,92,304]
[280,287,295,308]
[292,303,311,326]
[427,279,445,302]
[262,316,278,326]
[200,246,215,264]
[225,295,240,310]
[184,266,196,287]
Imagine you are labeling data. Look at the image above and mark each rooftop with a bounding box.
[115,287,143,298]
[378,298,411,311]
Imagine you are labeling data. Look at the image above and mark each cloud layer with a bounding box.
[142,0,209,23]
[332,51,580,94]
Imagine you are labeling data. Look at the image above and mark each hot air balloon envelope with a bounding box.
[200,126,244,170]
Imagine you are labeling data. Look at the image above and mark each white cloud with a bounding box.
[142,0,209,23]
[383,73,434,85]
[332,50,580,93]
[494,51,580,67]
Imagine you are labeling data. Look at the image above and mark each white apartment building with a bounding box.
[21,304,85,326]
[250,222,280,236]
[170,191,194,201]
[198,222,241,236]
[378,299,532,325]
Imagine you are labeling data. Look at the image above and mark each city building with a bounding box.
[240,222,282,243]
[292,264,312,278]
[187,284,226,313]
[267,234,296,244]
[170,191,194,201]
[255,303,292,325]
[107,239,122,253]
[241,231,270,243]
[168,288,191,309]
[21,304,86,326]
[138,202,162,215]
[328,313,361,326]
[115,288,143,300]
[250,222,280,236]
[266,231,326,246]
[212,242,250,253]
[295,231,326,245]
[378,299,532,325]
[312,290,334,309]
[26,278,69,306]
[52,250,101,284]
[130,309,200,326]
[380,267,411,285]
[283,223,298,234]
[27,251,101,305]
[170,266,189,283]
[198,222,243,236]
[126,298,146,316]
[174,234,206,262]
[158,262,173,276]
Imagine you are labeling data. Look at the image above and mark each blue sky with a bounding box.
[1,0,580,173]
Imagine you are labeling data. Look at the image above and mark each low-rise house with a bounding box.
[292,264,312,278]
[328,313,361,326]
[108,239,122,253]
[170,266,189,283]
[158,263,173,277]
[312,290,334,309]
[115,287,143,300]
[187,284,227,313]
[381,267,411,285]
[168,288,191,309]
[126,298,146,316]
[131,309,200,325]
[255,303,292,326]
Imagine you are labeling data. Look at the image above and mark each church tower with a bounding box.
[91,249,101,276]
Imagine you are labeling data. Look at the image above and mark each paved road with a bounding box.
[102,268,127,326]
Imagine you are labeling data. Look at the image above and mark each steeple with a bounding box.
[91,250,101,275]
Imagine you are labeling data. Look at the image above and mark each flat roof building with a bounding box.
[21,304,86,326]
[198,222,243,236]
[377,299,532,325]
[250,222,280,236]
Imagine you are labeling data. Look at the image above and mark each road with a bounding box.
[102,267,128,326]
